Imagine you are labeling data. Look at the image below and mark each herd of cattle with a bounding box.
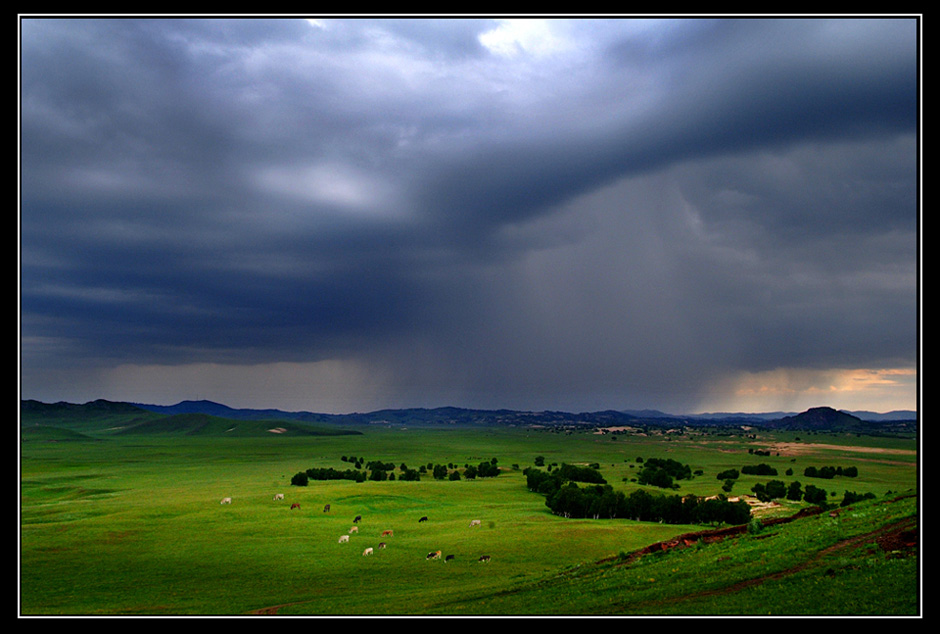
[220,495,492,564]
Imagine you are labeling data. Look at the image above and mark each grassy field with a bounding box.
[19,422,919,616]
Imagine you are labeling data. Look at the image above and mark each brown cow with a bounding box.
[426,550,442,560]
[290,503,301,510]
[381,530,394,537]
[323,504,331,513]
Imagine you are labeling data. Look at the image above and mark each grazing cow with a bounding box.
[323,504,331,513]
[273,493,284,501]
[349,526,358,533]
[469,519,481,527]
[220,497,232,505]
[418,516,428,523]
[290,503,301,510]
[378,542,387,549]
[478,555,491,563]
[427,550,442,560]
[445,554,455,562]
[381,530,394,537]
[338,535,349,543]
[363,547,373,556]
[353,515,362,523]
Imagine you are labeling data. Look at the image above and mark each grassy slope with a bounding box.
[113,412,360,437]
[19,421,919,616]
[424,494,918,616]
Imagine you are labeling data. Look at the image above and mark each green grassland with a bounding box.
[19,417,919,616]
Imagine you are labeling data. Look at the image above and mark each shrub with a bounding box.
[786,480,803,501]
[803,484,828,505]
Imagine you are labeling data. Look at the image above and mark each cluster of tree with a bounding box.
[750,479,828,505]
[292,457,503,486]
[525,463,605,495]
[635,457,693,489]
[554,462,607,484]
[804,465,858,479]
[716,469,740,493]
[340,455,365,468]
[291,467,367,486]
[840,490,875,507]
[526,466,749,525]
[464,459,500,479]
[547,480,750,525]
[364,460,396,471]
[360,465,422,481]
[741,463,778,476]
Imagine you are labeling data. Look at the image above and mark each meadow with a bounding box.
[19,421,919,616]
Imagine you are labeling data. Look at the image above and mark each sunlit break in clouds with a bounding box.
[19,16,919,414]
[699,368,918,415]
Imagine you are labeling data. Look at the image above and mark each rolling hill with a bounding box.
[114,412,359,437]
[20,400,361,438]
[21,399,916,436]
[132,400,916,432]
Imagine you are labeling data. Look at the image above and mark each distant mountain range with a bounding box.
[621,407,917,422]
[21,398,917,435]
[135,400,916,424]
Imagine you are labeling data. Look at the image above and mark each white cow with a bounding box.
[363,547,374,556]
[273,493,284,501]
[469,519,481,527]
[338,535,349,543]
[220,497,232,505]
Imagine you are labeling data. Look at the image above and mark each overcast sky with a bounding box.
[19,16,920,415]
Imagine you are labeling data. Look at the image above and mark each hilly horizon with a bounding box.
[21,398,917,435]
[128,398,917,422]
[114,412,361,437]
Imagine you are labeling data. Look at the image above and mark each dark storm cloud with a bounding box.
[417,18,915,236]
[20,17,918,412]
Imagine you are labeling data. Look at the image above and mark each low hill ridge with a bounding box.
[20,400,360,437]
[23,399,915,435]
[116,412,359,437]
[769,406,866,430]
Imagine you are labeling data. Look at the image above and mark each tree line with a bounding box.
[803,465,858,479]
[525,465,750,526]
[290,457,503,486]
